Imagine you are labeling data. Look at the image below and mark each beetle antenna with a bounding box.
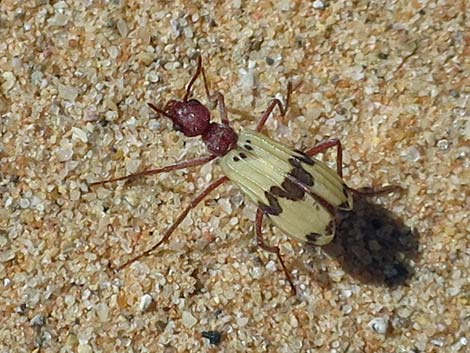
[147,102,176,120]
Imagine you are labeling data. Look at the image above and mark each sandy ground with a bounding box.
[1,1,469,352]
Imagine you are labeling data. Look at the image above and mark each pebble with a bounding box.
[19,198,31,209]
[30,314,45,327]
[0,250,16,263]
[58,84,78,101]
[265,260,277,272]
[1,72,16,91]
[236,316,249,327]
[312,1,325,10]
[72,127,88,143]
[57,143,74,162]
[436,139,449,150]
[182,311,197,329]
[95,303,109,322]
[139,294,153,311]
[368,317,388,334]
[48,13,69,26]
[78,344,92,353]
[117,19,129,37]
[401,146,421,162]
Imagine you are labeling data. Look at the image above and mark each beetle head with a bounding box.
[163,99,211,137]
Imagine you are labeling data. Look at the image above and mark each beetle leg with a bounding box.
[305,140,403,195]
[255,208,296,295]
[349,185,404,196]
[256,80,305,132]
[200,64,230,126]
[183,55,230,126]
[255,83,294,132]
[114,176,229,270]
[255,99,287,132]
[90,155,217,186]
[305,138,343,177]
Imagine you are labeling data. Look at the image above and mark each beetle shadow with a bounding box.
[319,196,419,287]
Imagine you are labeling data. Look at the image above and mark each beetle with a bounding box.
[91,56,400,294]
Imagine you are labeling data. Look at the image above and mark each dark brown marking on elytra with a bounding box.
[233,156,240,162]
[293,149,315,165]
[338,201,350,209]
[270,186,287,198]
[239,152,247,159]
[281,179,304,200]
[258,191,282,216]
[283,160,338,218]
[270,179,304,201]
[306,220,335,244]
[325,220,335,235]
[306,232,322,244]
[244,144,253,151]
[286,161,338,219]
[288,161,314,187]
[288,157,302,168]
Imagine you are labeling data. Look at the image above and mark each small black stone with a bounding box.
[202,330,222,345]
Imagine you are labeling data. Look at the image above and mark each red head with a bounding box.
[164,99,210,137]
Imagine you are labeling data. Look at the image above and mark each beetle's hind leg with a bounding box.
[349,185,404,196]
[305,140,403,196]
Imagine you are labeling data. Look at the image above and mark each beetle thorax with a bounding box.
[202,123,238,156]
